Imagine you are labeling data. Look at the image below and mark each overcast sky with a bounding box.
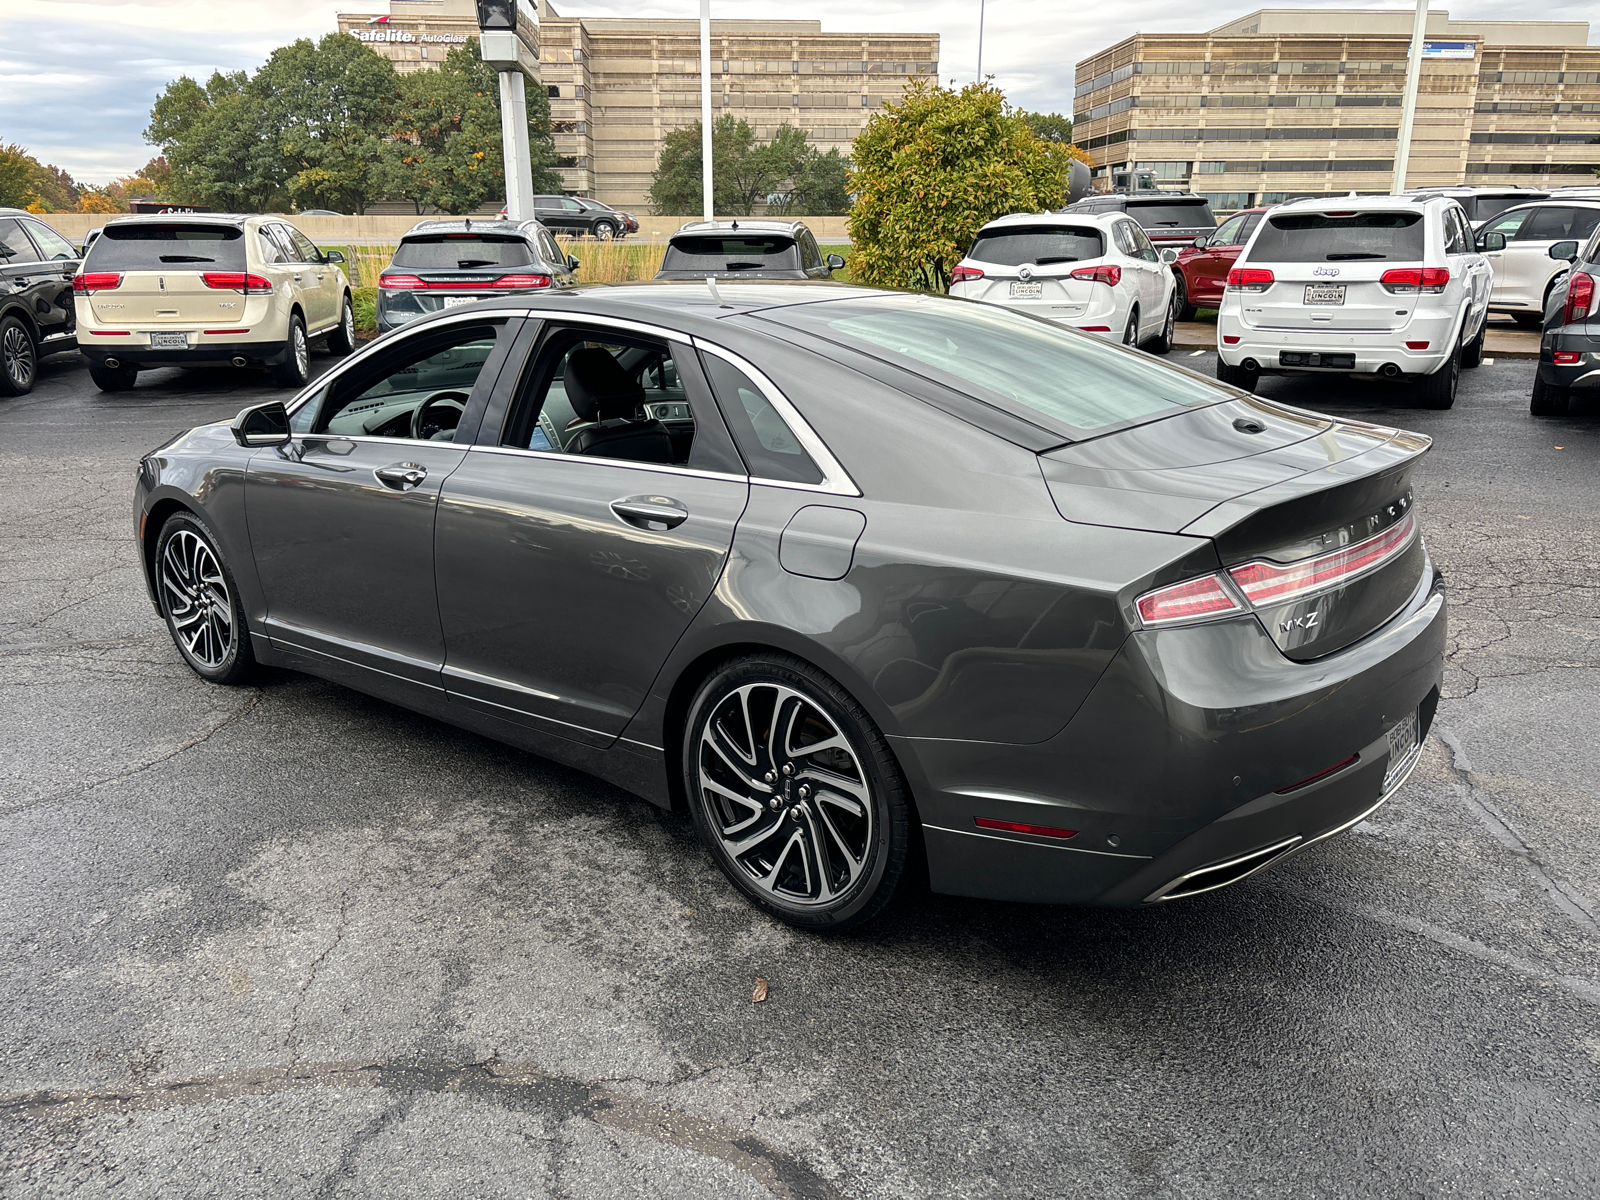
[4,0,1595,184]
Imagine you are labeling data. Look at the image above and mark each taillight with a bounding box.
[73,272,122,293]
[1226,266,1274,292]
[1563,271,1594,324]
[491,274,551,289]
[1070,264,1121,287]
[1380,267,1450,295]
[1552,351,1582,365]
[202,272,273,295]
[1135,575,1244,626]
[950,265,984,284]
[1228,513,1416,607]
[379,274,427,290]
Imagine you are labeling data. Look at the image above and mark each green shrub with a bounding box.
[352,286,377,335]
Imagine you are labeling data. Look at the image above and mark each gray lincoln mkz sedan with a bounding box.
[135,281,1444,929]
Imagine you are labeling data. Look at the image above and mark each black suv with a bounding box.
[377,219,578,334]
[654,221,844,280]
[0,208,81,395]
[1532,229,1600,416]
[531,195,637,241]
[1060,192,1217,249]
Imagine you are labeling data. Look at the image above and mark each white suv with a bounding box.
[74,214,354,392]
[949,212,1178,351]
[1475,199,1600,327]
[1215,195,1491,409]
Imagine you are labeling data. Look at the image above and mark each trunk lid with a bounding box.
[954,223,1111,318]
[1040,398,1432,659]
[79,221,250,327]
[953,262,1106,318]
[92,271,242,326]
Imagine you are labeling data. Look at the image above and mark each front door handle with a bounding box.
[375,461,428,490]
[610,495,688,530]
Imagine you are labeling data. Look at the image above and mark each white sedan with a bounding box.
[949,211,1178,352]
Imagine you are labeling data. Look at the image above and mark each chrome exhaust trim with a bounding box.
[232,357,249,368]
[1144,835,1302,903]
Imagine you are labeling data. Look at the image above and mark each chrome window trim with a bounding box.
[465,442,748,486]
[539,311,695,346]
[295,432,473,450]
[692,338,861,497]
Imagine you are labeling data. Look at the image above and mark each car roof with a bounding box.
[402,218,545,239]
[97,212,258,227]
[1492,198,1600,215]
[977,211,1126,231]
[673,220,809,236]
[1265,194,1446,215]
[1404,186,1547,196]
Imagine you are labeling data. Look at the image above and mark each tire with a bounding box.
[154,511,255,686]
[270,312,310,389]
[1121,306,1140,347]
[1417,342,1460,410]
[593,221,616,241]
[1146,291,1177,355]
[682,653,912,931]
[1217,357,1259,393]
[88,361,138,392]
[0,315,37,397]
[325,295,356,356]
[1530,374,1571,417]
[1461,312,1487,369]
[1174,273,1198,322]
[1513,312,1543,330]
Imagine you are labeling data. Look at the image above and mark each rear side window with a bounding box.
[1248,212,1425,263]
[968,226,1103,266]
[1521,207,1600,243]
[1469,195,1542,224]
[0,219,41,264]
[700,352,821,484]
[1127,199,1216,231]
[25,221,78,261]
[393,236,535,269]
[86,224,246,271]
[661,236,799,272]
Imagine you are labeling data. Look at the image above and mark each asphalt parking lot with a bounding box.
[2,344,1597,1198]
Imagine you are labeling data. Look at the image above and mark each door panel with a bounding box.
[19,219,79,339]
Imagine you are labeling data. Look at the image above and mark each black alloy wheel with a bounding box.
[1530,374,1571,416]
[1417,342,1460,410]
[0,315,37,397]
[271,313,310,388]
[89,362,138,392]
[1122,306,1140,347]
[1174,273,1197,321]
[326,295,356,356]
[593,221,616,241]
[155,512,255,685]
[684,654,911,930]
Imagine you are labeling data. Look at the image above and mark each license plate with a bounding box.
[442,296,477,308]
[1009,282,1043,299]
[1304,284,1346,305]
[149,332,190,349]
[1383,709,1420,791]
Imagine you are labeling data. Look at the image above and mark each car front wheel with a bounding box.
[0,315,37,397]
[593,221,616,241]
[155,511,255,685]
[683,654,911,930]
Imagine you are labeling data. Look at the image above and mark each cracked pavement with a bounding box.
[1,349,1597,1198]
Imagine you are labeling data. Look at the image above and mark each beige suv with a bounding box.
[74,213,354,391]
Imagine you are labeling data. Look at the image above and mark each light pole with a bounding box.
[976,0,986,82]
[701,0,713,223]
[1391,0,1429,194]
[477,0,538,220]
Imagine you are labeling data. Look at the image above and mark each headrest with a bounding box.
[563,347,645,423]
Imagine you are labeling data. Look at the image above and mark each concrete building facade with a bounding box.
[1073,9,1600,209]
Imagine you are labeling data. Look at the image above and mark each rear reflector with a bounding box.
[1553,350,1582,365]
[1135,574,1244,626]
[1070,264,1121,287]
[974,817,1078,839]
[1226,267,1274,292]
[87,330,129,336]
[950,265,984,284]
[1275,754,1359,794]
[1405,341,1430,350]
[203,328,250,335]
[73,272,122,293]
[1228,512,1416,606]
[202,272,273,295]
[1080,325,1111,332]
[1222,335,1241,344]
[1380,267,1449,295]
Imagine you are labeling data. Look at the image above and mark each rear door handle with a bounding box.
[610,496,688,530]
[375,462,428,490]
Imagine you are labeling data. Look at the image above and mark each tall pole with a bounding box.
[499,70,534,221]
[1391,0,1429,194]
[976,0,985,81]
[700,0,714,223]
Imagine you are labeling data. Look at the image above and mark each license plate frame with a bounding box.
[149,331,190,349]
[1009,281,1043,300]
[1383,709,1420,791]
[441,295,477,308]
[1304,284,1346,306]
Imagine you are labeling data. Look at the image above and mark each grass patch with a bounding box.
[352,286,378,335]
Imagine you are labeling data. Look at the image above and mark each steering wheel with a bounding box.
[411,390,470,441]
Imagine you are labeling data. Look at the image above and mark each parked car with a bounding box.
[1171,207,1268,318]
[1529,227,1600,416]
[532,194,633,240]
[1216,194,1492,409]
[1060,191,1217,249]
[134,281,1443,928]
[74,214,354,392]
[297,209,344,216]
[1475,200,1600,328]
[654,220,843,280]
[0,207,81,396]
[949,211,1177,351]
[377,218,578,334]
[1402,186,1548,229]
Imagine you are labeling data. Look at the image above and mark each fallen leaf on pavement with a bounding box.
[752,976,769,1003]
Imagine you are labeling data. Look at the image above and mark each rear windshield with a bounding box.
[1126,199,1216,231]
[393,235,534,269]
[85,224,245,271]
[757,294,1227,438]
[1249,212,1425,262]
[968,226,1104,266]
[1465,194,1545,223]
[662,236,799,272]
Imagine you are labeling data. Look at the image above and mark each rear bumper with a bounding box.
[80,337,293,369]
[1537,326,1600,389]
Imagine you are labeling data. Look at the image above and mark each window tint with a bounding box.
[661,236,800,272]
[1248,212,1424,262]
[1469,195,1540,224]
[1481,208,1531,239]
[84,223,247,271]
[968,226,1104,266]
[317,326,500,441]
[1521,206,1600,242]
[536,229,564,265]
[267,225,301,264]
[1443,208,1469,255]
[700,353,822,484]
[1127,223,1159,260]
[0,219,41,264]
[560,198,584,212]
[288,228,323,263]
[799,230,823,270]
[258,228,291,265]
[1209,214,1246,246]
[1126,198,1216,230]
[759,294,1226,438]
[24,221,77,261]
[393,236,535,269]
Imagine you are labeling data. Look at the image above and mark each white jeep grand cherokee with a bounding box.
[1215,195,1492,409]
[73,214,354,392]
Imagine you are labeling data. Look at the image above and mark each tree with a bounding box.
[1021,111,1073,145]
[775,148,853,216]
[0,146,34,210]
[77,191,123,214]
[847,80,1070,292]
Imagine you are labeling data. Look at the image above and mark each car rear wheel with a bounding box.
[1174,273,1197,322]
[326,295,356,356]
[1217,358,1259,392]
[0,315,37,397]
[270,313,310,389]
[1121,306,1140,347]
[88,362,138,392]
[155,511,255,686]
[1417,343,1460,410]
[1530,375,1571,417]
[1146,292,1177,355]
[593,221,616,241]
[683,653,911,930]
[1461,312,1487,369]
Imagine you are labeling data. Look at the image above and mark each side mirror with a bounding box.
[1160,248,1180,264]
[1478,232,1506,252]
[231,400,291,448]
[1549,240,1579,262]
[325,249,345,264]
[826,253,846,270]
[1191,236,1210,249]
[567,255,580,271]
